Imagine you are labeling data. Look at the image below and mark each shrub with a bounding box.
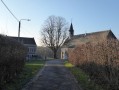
[68,39,119,90]
[0,35,27,89]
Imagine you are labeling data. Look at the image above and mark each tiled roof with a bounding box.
[62,30,116,48]
[9,36,36,45]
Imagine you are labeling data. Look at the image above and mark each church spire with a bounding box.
[69,23,74,38]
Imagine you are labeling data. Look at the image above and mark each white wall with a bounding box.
[61,48,68,59]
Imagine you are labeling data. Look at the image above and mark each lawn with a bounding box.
[5,60,45,90]
[64,61,104,90]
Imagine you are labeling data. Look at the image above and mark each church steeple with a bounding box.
[69,23,74,38]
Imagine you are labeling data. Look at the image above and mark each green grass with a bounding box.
[5,60,45,90]
[64,61,104,90]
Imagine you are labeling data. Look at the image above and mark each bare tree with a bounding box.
[36,46,54,59]
[41,15,68,58]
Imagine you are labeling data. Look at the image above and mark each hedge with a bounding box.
[0,35,27,89]
[68,39,119,90]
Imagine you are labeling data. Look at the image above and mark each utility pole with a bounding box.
[18,21,21,42]
[18,19,30,42]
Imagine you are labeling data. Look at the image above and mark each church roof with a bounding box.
[62,30,116,48]
[69,23,74,32]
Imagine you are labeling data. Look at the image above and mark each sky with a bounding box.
[0,0,119,46]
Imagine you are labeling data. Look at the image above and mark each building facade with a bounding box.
[61,23,117,59]
[10,37,37,60]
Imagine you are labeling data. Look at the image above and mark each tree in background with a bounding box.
[41,15,68,58]
[36,46,54,59]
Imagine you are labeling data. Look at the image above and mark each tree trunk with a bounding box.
[53,49,57,59]
[54,52,57,59]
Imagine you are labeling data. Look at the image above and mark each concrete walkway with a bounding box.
[22,60,81,90]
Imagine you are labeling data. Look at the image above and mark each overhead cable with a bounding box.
[1,0,19,22]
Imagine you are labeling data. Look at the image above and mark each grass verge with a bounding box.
[64,61,104,90]
[5,60,45,90]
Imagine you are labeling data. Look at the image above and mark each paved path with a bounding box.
[22,60,81,90]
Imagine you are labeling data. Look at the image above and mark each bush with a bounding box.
[68,39,119,90]
[0,35,27,89]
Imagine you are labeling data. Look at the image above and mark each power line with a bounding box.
[1,0,19,22]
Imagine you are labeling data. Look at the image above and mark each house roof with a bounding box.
[9,36,36,45]
[62,30,116,48]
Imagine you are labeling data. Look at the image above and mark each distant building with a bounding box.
[10,36,37,60]
[61,23,117,59]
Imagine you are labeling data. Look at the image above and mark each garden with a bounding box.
[0,35,45,90]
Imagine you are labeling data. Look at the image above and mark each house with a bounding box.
[61,23,117,59]
[10,36,37,60]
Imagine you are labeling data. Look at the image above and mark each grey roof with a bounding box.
[10,36,36,45]
[62,30,116,48]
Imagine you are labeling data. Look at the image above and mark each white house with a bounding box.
[10,37,37,60]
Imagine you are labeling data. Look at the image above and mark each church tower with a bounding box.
[69,23,74,38]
